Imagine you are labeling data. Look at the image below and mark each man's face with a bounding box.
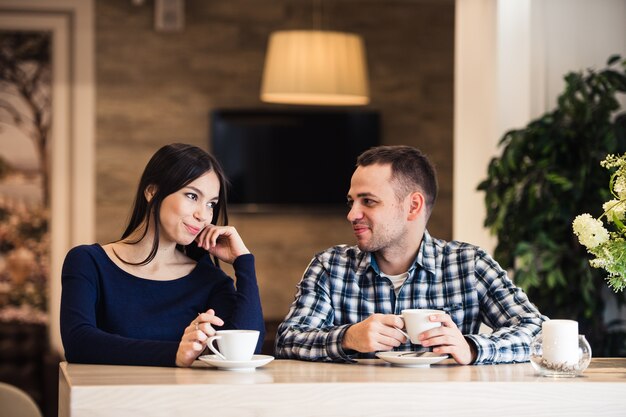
[346,163,410,253]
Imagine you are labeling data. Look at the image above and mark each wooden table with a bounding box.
[59,358,626,417]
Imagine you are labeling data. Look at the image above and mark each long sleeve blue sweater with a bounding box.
[60,244,265,367]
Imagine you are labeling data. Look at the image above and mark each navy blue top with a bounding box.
[60,244,265,367]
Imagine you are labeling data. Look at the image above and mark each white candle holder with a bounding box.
[530,320,592,377]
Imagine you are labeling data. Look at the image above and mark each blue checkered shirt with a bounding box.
[275,230,547,364]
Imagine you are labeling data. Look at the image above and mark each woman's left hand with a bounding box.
[195,225,250,264]
[175,309,224,367]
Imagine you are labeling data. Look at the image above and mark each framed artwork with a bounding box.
[0,0,94,355]
[0,31,51,324]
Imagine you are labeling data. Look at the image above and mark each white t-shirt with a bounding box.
[380,271,410,296]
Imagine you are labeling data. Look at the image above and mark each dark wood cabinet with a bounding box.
[0,321,59,417]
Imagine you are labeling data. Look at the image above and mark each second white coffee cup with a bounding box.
[401,309,445,345]
[207,329,259,361]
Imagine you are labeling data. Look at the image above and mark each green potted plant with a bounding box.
[478,55,626,356]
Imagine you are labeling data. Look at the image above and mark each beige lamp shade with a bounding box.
[260,30,370,106]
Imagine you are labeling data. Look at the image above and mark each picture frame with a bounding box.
[0,0,94,355]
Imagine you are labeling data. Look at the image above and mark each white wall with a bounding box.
[454,0,626,251]
[455,0,626,327]
[453,0,499,252]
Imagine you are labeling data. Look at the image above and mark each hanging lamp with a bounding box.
[260,0,369,106]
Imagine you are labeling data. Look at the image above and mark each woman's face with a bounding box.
[158,171,221,246]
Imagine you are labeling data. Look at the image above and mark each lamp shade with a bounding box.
[260,30,370,106]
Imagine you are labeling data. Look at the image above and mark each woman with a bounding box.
[60,143,265,367]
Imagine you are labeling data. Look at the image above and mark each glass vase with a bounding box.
[529,334,592,377]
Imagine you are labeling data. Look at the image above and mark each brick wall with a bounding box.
[95,0,454,321]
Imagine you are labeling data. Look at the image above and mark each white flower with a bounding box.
[590,246,613,268]
[603,199,626,220]
[590,258,606,268]
[614,176,626,200]
[572,214,610,249]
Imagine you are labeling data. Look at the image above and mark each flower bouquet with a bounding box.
[573,153,626,292]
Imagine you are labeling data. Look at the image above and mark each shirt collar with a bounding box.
[415,229,438,275]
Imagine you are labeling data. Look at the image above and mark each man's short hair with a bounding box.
[356,145,438,216]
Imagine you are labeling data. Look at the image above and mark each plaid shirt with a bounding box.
[275,230,547,364]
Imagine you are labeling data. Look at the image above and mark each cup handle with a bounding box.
[207,335,226,360]
[394,327,410,340]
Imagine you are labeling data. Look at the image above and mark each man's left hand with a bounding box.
[418,313,477,365]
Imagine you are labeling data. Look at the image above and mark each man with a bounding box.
[275,145,546,364]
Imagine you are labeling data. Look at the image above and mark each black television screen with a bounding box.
[210,108,380,210]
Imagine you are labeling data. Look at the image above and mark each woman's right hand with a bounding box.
[175,309,224,367]
[195,225,250,264]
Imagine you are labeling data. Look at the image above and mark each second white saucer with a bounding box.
[376,351,448,367]
[198,354,274,371]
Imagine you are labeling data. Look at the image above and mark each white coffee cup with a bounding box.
[400,309,445,345]
[207,330,259,361]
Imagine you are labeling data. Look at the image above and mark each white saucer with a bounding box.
[375,351,449,367]
[198,354,274,371]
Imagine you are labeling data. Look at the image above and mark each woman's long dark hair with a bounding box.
[115,143,229,266]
